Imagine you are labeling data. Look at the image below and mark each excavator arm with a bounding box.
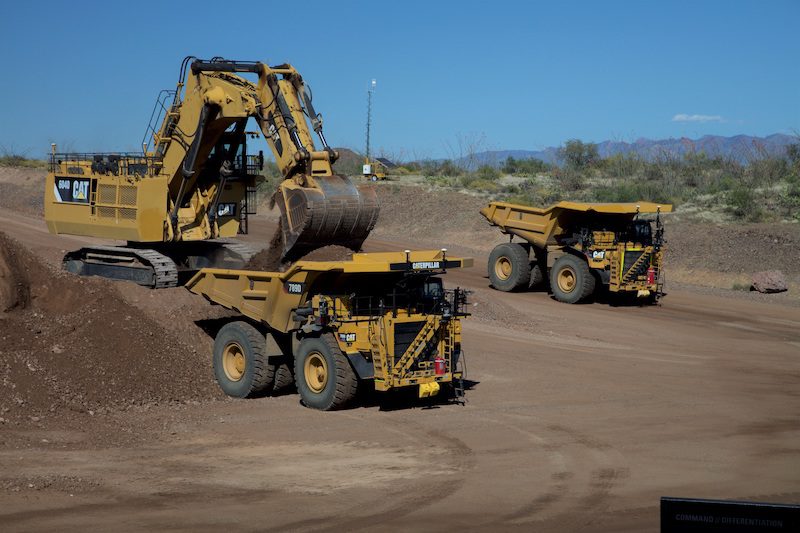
[157,58,379,259]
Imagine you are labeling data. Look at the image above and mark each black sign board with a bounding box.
[388,260,461,271]
[661,497,800,532]
[54,177,91,204]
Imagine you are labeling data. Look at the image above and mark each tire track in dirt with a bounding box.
[269,414,477,532]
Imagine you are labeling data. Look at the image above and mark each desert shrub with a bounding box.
[747,156,788,190]
[502,156,551,176]
[418,159,464,179]
[424,175,455,187]
[781,174,800,219]
[464,179,500,192]
[475,164,501,181]
[643,162,664,181]
[558,139,599,170]
[0,152,47,169]
[787,143,800,177]
[438,159,463,177]
[507,186,560,207]
[552,166,585,191]
[601,153,644,179]
[591,181,673,204]
[728,185,762,221]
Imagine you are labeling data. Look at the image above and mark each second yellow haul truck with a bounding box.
[480,201,671,304]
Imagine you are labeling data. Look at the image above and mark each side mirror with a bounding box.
[258,150,264,171]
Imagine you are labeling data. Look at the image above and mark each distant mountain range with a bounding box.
[458,133,798,168]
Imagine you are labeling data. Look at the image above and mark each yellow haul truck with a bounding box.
[186,250,472,410]
[480,201,671,304]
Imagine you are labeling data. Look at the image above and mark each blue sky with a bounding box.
[1,0,797,160]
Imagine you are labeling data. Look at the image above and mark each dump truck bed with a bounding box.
[185,250,473,333]
[479,200,672,248]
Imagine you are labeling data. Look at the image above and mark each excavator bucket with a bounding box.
[275,175,380,261]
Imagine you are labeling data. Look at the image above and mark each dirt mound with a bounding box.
[0,233,219,427]
[0,166,46,217]
[665,222,800,280]
[298,245,353,262]
[0,234,30,311]
[246,225,285,271]
[372,184,498,252]
[246,225,354,271]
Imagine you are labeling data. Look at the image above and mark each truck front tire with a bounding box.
[550,254,596,304]
[213,321,274,398]
[488,243,531,292]
[295,334,358,411]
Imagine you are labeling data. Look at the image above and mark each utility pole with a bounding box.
[365,79,376,159]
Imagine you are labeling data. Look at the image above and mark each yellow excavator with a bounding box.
[45,57,379,287]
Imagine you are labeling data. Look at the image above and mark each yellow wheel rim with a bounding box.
[557,266,577,293]
[494,256,512,281]
[304,352,328,393]
[222,342,246,382]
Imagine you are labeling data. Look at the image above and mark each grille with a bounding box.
[97,206,116,218]
[98,184,116,204]
[119,186,137,206]
[623,250,650,280]
[393,321,424,364]
[623,251,643,269]
[119,208,136,220]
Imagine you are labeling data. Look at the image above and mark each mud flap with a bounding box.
[276,175,379,260]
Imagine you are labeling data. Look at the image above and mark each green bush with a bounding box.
[747,156,788,189]
[475,164,501,181]
[464,178,500,192]
[0,153,47,169]
[552,167,585,191]
[502,156,551,176]
[438,159,464,177]
[424,175,454,187]
[558,139,599,170]
[591,181,673,204]
[729,185,762,221]
[601,153,644,179]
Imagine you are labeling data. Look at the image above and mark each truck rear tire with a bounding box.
[295,334,358,411]
[213,321,273,398]
[529,263,545,289]
[550,254,595,304]
[272,362,295,394]
[488,243,531,292]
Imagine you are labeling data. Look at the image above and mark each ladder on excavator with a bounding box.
[141,88,181,158]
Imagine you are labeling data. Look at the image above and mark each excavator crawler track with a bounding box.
[63,246,179,289]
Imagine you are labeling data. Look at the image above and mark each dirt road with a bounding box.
[1,210,799,532]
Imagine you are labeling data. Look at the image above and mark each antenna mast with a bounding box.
[365,79,376,159]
